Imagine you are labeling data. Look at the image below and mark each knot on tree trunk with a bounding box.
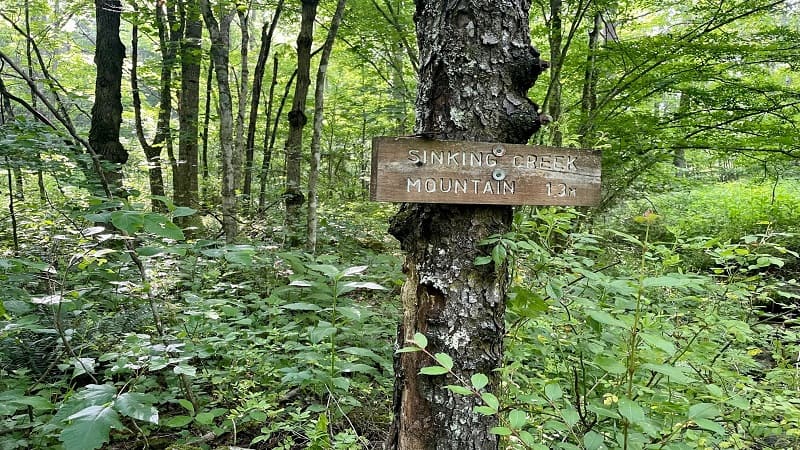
[287,109,307,127]
[283,188,305,206]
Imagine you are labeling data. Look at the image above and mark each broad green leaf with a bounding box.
[640,333,677,355]
[172,206,197,217]
[61,406,125,450]
[561,406,580,427]
[434,353,454,370]
[519,430,538,447]
[413,333,428,349]
[177,399,195,415]
[281,302,321,311]
[420,365,449,376]
[143,214,184,240]
[76,384,116,405]
[618,397,646,423]
[288,280,313,287]
[491,244,507,266]
[481,392,500,412]
[694,417,726,435]
[397,346,421,353]
[545,281,563,301]
[640,363,696,384]
[490,426,512,436]
[445,385,473,396]
[508,409,527,429]
[642,275,695,288]
[308,264,341,278]
[583,431,604,450]
[224,249,253,265]
[342,265,368,276]
[194,411,216,425]
[164,415,193,427]
[688,403,720,420]
[596,356,626,374]
[474,255,492,265]
[110,211,143,234]
[474,405,496,415]
[545,382,563,401]
[114,393,158,424]
[586,310,627,328]
[471,373,489,390]
[343,281,387,290]
[173,364,196,377]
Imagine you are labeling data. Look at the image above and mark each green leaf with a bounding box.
[640,363,697,384]
[397,346,422,353]
[508,409,527,429]
[640,333,677,355]
[195,411,216,425]
[545,383,563,401]
[413,333,428,349]
[114,393,158,424]
[596,356,626,374]
[688,403,720,420]
[642,275,695,288]
[143,214,184,240]
[545,281,563,301]
[110,211,143,234]
[586,309,627,328]
[490,426,512,436]
[471,373,489,390]
[481,392,500,412]
[583,431,604,450]
[561,406,580,427]
[491,244,507,266]
[281,302,321,311]
[434,353,454,370]
[308,264,341,278]
[173,364,196,377]
[76,384,116,405]
[618,397,646,423]
[224,249,253,265]
[445,385,473,396]
[342,281,387,290]
[474,405,496,416]
[474,255,492,265]
[61,406,124,450]
[519,430,538,447]
[164,415,194,427]
[177,399,195,415]
[172,206,197,218]
[342,265,368,276]
[420,366,449,376]
[694,418,726,435]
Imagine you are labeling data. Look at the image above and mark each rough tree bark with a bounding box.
[89,0,127,196]
[200,0,237,242]
[282,0,319,244]
[578,11,601,148]
[243,0,284,202]
[306,0,347,253]
[176,0,202,231]
[385,0,548,449]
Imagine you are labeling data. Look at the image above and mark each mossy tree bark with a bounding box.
[385,1,548,449]
[90,0,127,196]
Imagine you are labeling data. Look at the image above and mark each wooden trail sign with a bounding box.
[370,136,601,206]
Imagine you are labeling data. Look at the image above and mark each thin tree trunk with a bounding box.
[306,0,347,253]
[578,11,602,147]
[200,0,237,242]
[90,0,127,196]
[201,59,213,183]
[24,0,45,202]
[176,0,203,231]
[282,0,319,245]
[547,0,563,146]
[243,0,284,202]
[234,9,249,192]
[385,0,548,448]
[258,61,296,213]
[131,0,170,211]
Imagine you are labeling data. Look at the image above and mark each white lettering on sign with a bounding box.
[408,149,498,167]
[407,177,516,195]
[512,154,577,171]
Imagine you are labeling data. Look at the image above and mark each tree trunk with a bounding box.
[235,9,249,192]
[89,0,127,196]
[578,12,601,148]
[547,0,563,146]
[243,0,284,202]
[176,0,202,231]
[131,0,173,211]
[201,59,213,184]
[282,0,319,245]
[306,0,347,253]
[200,0,237,242]
[258,61,296,213]
[385,1,547,448]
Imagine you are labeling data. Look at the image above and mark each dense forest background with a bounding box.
[1,0,799,449]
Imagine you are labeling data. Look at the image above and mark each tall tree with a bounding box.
[200,0,237,242]
[385,0,548,448]
[243,0,284,202]
[176,0,203,227]
[89,0,127,196]
[306,0,347,253]
[282,0,319,244]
